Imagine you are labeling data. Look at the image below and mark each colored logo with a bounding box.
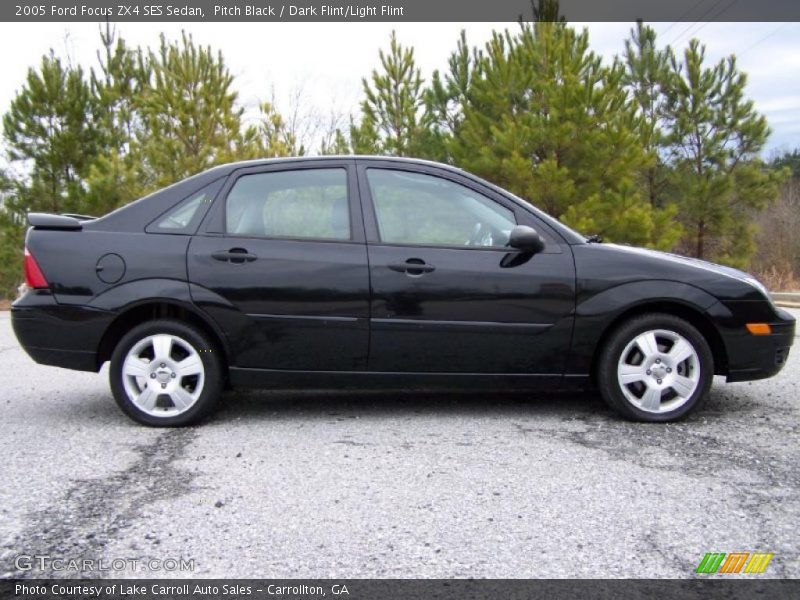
[696,552,774,574]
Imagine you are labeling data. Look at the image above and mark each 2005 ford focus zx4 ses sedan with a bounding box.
[11,157,796,426]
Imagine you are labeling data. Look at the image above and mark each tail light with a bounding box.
[24,246,49,289]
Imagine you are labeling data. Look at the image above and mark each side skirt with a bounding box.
[228,367,592,391]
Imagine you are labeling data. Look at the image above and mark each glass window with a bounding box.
[148,178,223,233]
[366,169,516,248]
[225,169,349,240]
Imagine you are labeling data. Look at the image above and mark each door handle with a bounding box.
[211,248,257,263]
[388,258,435,276]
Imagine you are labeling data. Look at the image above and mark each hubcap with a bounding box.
[121,334,205,418]
[616,329,700,414]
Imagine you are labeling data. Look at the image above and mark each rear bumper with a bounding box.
[718,305,796,382]
[11,291,112,372]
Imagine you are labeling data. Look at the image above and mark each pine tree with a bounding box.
[133,32,250,188]
[663,39,784,265]
[359,31,429,156]
[424,30,477,163]
[85,25,150,211]
[319,127,351,155]
[0,170,25,298]
[241,101,302,158]
[622,21,674,209]
[771,149,800,179]
[3,53,101,215]
[450,22,679,248]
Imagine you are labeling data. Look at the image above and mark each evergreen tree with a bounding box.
[319,127,351,155]
[0,170,25,298]
[3,53,101,215]
[663,39,784,264]
[622,21,674,209]
[424,30,477,163]
[451,22,679,248]
[771,149,800,180]
[359,31,429,156]
[241,101,302,158]
[85,25,150,211]
[133,32,250,188]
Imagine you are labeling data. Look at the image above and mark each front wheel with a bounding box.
[597,313,714,422]
[109,319,223,426]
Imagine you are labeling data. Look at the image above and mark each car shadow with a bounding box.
[211,376,763,425]
[20,378,761,427]
[212,387,613,424]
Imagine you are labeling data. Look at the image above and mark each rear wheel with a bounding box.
[109,319,222,426]
[597,313,713,422]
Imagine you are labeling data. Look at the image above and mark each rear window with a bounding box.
[146,178,224,234]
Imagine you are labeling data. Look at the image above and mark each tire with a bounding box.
[597,313,714,422]
[109,319,223,426]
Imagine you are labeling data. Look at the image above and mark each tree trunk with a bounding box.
[696,221,705,259]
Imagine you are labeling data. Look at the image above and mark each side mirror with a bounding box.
[508,225,545,254]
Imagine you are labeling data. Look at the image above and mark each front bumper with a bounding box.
[11,290,113,372]
[710,303,796,382]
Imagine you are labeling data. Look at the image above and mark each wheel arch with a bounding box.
[96,300,231,373]
[589,300,728,383]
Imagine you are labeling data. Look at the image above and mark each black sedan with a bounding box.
[11,157,795,426]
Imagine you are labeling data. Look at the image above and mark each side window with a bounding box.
[147,178,223,234]
[366,169,516,248]
[225,168,350,240]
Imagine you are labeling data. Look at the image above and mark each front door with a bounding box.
[358,163,576,376]
[188,162,370,371]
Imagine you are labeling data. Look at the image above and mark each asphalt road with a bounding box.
[0,309,798,579]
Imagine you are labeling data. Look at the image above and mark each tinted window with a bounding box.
[147,178,223,234]
[225,169,349,240]
[366,169,516,248]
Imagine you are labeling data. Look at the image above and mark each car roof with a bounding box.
[212,155,465,175]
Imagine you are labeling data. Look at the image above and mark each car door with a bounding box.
[358,160,576,378]
[187,160,370,371]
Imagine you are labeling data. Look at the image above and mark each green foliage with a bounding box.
[356,31,431,157]
[771,149,800,180]
[447,22,679,249]
[319,128,351,156]
[0,171,24,299]
[85,25,150,212]
[424,30,477,163]
[662,39,784,265]
[134,32,249,187]
[622,21,673,209]
[241,101,303,159]
[3,53,101,214]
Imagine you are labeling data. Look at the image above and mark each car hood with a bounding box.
[603,243,754,283]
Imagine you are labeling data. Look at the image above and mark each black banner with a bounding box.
[3,579,800,600]
[3,0,800,22]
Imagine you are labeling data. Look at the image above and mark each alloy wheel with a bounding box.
[121,334,205,418]
[616,329,701,414]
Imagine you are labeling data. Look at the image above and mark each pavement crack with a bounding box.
[1,428,199,579]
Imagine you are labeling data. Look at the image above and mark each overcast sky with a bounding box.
[0,21,797,161]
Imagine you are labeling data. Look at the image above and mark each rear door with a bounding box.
[358,160,576,377]
[187,160,370,371]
